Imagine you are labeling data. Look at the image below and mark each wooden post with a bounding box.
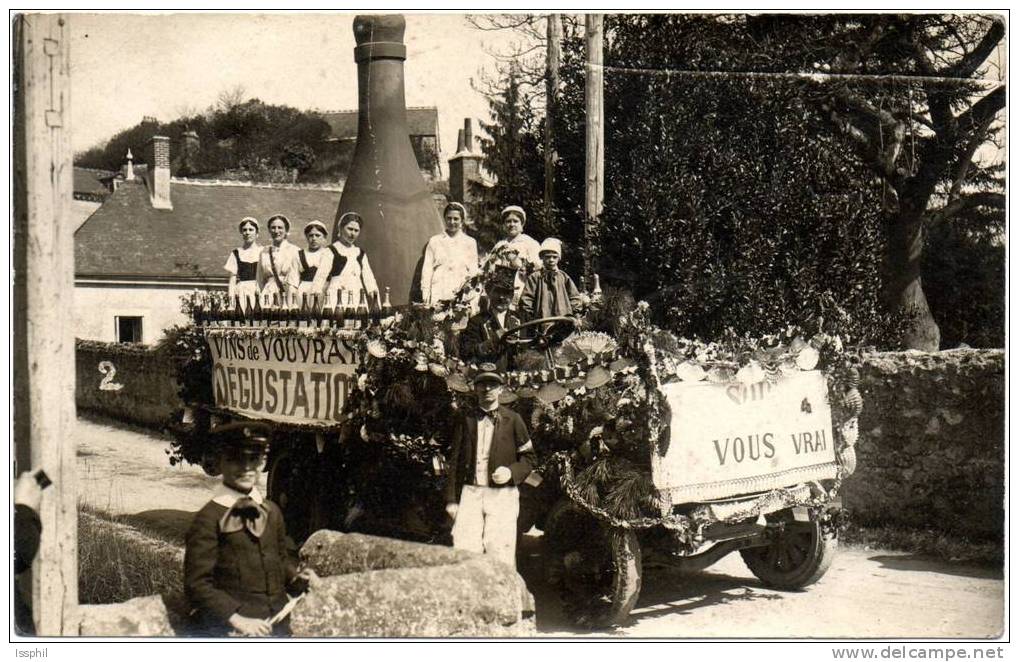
[544,14,561,227]
[13,13,78,636]
[584,14,604,285]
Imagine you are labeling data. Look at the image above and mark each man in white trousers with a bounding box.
[445,364,536,569]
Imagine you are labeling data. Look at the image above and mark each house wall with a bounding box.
[74,282,224,345]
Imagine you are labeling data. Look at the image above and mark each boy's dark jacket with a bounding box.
[184,498,298,631]
[445,405,536,504]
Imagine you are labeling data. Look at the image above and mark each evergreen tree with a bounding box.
[476,65,548,251]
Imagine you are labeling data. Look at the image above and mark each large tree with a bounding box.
[635,14,1005,349]
[741,15,1005,349]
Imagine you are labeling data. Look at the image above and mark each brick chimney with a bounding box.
[145,136,172,209]
[448,118,482,205]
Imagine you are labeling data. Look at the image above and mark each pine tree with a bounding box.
[477,64,547,250]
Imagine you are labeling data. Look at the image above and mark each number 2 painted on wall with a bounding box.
[98,361,124,392]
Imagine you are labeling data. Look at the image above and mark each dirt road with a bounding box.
[75,416,1004,639]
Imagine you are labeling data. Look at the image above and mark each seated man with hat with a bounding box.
[518,237,585,321]
[445,367,536,569]
[459,267,521,371]
[184,422,316,636]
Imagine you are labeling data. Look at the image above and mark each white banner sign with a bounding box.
[206,333,359,426]
[653,370,837,504]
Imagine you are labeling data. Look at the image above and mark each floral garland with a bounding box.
[168,285,859,540]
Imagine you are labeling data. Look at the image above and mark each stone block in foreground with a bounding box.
[292,531,534,637]
[77,595,174,636]
[299,530,476,575]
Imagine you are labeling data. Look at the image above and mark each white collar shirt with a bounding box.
[211,483,265,508]
[474,406,499,487]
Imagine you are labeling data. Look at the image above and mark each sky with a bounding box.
[67,12,526,168]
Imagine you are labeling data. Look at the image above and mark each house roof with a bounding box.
[75,179,341,280]
[319,106,439,140]
[73,167,116,199]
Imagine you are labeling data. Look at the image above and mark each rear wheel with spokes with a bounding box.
[739,508,837,589]
[543,499,642,628]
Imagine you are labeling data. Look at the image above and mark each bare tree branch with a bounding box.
[929,191,1005,225]
[945,17,1005,78]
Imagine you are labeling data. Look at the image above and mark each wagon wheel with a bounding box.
[739,508,838,590]
[544,498,642,628]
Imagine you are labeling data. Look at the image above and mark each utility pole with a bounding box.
[13,13,79,635]
[544,13,561,228]
[584,14,604,284]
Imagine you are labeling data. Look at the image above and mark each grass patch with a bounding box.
[843,524,1003,567]
[78,505,189,630]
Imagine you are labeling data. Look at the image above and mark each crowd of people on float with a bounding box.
[223,202,585,327]
[185,202,580,636]
[225,211,380,311]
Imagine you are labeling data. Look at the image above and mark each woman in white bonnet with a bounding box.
[326,211,380,307]
[296,219,334,303]
[491,205,541,305]
[224,217,262,308]
[419,201,479,305]
[257,214,301,305]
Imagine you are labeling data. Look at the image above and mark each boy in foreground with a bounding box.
[184,422,316,636]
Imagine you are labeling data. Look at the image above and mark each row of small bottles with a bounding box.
[196,286,394,328]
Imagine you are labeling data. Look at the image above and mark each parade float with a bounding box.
[166,13,860,628]
[169,262,860,627]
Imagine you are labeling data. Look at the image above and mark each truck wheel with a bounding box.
[740,509,837,589]
[544,499,642,628]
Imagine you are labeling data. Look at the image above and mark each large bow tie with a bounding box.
[218,496,268,538]
[476,409,498,423]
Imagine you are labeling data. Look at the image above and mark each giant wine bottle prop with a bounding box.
[334,14,443,304]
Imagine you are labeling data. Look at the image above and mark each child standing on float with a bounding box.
[327,212,380,307]
[519,237,584,320]
[224,217,262,309]
[296,220,334,303]
[257,214,301,305]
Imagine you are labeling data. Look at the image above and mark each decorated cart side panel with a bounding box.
[654,371,838,506]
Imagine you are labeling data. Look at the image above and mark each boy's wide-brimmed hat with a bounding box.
[211,421,270,455]
[538,237,563,257]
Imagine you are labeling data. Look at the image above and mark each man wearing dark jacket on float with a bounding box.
[445,366,535,569]
[459,280,519,371]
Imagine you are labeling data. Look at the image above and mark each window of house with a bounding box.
[116,316,143,344]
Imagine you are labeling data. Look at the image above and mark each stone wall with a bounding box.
[844,349,1004,541]
[76,341,182,428]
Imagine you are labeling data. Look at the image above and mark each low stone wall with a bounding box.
[76,341,182,428]
[845,349,1004,541]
